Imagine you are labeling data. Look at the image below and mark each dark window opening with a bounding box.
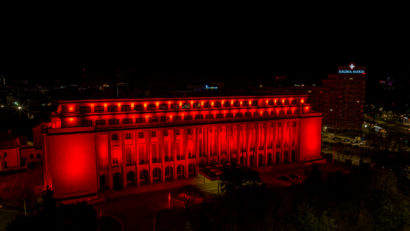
[94,106,104,113]
[79,106,91,113]
[109,119,120,125]
[96,120,106,125]
[107,105,118,112]
[122,118,132,124]
[121,105,131,112]
[134,105,143,111]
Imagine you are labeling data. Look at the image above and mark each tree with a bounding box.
[172,185,205,209]
[220,163,263,196]
[296,203,337,231]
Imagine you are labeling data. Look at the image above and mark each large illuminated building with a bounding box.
[42,95,322,200]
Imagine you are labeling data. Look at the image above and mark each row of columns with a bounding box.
[98,119,300,190]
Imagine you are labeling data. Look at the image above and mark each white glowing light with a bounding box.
[349,63,355,70]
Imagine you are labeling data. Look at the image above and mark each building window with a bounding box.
[125,133,132,139]
[107,105,118,112]
[109,119,120,125]
[79,106,91,113]
[149,117,159,123]
[96,120,106,125]
[159,104,168,110]
[195,114,204,120]
[184,115,193,120]
[148,104,156,110]
[121,105,131,112]
[138,132,144,139]
[171,104,179,109]
[223,101,231,107]
[112,134,118,141]
[94,105,104,113]
[122,118,132,124]
[187,129,192,135]
[134,105,143,111]
[135,118,144,123]
[151,131,156,137]
[216,113,223,118]
[205,114,213,119]
[4,152,7,157]
[81,120,93,127]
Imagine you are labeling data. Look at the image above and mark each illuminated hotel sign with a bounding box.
[338,63,366,74]
[338,69,365,74]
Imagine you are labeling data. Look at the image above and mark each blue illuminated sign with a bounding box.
[338,70,365,74]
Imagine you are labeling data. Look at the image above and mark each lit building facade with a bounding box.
[321,64,366,131]
[42,95,322,200]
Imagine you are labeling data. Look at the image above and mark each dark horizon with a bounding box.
[1,29,409,84]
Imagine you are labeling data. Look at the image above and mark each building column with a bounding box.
[236,125,241,165]
[246,124,251,168]
[107,134,114,190]
[264,122,269,166]
[171,129,177,180]
[160,129,166,182]
[146,130,153,184]
[135,132,140,186]
[272,122,276,164]
[205,126,210,163]
[216,126,221,164]
[255,123,260,167]
[183,129,189,178]
[194,127,200,175]
[227,125,231,163]
[121,133,127,189]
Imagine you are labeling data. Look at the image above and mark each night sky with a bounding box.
[1,9,409,85]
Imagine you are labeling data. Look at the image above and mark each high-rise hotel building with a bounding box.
[42,95,322,200]
[322,64,366,131]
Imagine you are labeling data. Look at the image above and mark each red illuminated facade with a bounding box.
[42,95,322,199]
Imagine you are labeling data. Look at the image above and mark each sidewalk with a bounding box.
[95,178,195,203]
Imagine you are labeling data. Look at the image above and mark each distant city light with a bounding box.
[17,106,22,110]
[204,85,218,90]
